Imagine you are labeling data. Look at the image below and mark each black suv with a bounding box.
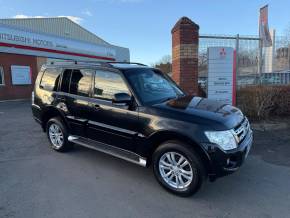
[32,61,253,197]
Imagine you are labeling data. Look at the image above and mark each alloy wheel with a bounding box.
[48,123,64,149]
[159,151,193,189]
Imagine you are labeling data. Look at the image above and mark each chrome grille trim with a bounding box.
[233,117,250,143]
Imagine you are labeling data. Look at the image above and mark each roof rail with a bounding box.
[48,60,147,67]
[49,60,103,65]
[107,61,147,66]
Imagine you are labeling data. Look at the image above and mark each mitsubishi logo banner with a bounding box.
[259,5,272,47]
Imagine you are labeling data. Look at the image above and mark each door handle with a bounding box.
[94,104,101,110]
[57,97,66,101]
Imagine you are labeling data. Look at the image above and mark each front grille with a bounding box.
[233,117,250,144]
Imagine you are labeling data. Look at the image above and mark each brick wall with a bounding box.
[172,17,199,95]
[0,53,38,100]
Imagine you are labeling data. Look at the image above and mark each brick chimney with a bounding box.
[171,17,199,95]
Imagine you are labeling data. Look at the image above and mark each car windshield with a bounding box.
[125,68,185,105]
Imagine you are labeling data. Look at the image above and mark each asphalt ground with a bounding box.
[0,100,290,218]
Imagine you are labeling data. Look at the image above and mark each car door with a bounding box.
[57,68,93,137]
[87,69,139,152]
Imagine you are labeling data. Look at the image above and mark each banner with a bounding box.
[259,5,272,47]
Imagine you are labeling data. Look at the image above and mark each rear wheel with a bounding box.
[153,141,206,197]
[46,117,72,152]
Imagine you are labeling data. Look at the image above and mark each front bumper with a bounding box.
[204,129,253,181]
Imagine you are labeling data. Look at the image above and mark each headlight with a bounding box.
[205,130,237,151]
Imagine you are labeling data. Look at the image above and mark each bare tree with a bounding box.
[152,55,172,74]
[159,55,172,64]
[283,23,290,45]
[198,52,207,72]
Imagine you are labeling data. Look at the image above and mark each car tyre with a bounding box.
[46,117,72,152]
[153,140,206,197]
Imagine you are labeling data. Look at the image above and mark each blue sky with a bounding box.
[0,0,289,64]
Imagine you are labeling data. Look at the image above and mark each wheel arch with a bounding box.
[40,107,69,132]
[147,130,211,171]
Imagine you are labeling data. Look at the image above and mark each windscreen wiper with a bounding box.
[160,96,178,103]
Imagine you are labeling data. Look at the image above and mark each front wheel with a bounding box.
[153,141,206,197]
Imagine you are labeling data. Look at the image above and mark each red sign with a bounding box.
[259,5,272,47]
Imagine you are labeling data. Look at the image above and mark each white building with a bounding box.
[0,17,129,100]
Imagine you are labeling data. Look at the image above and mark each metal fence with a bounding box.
[198,34,290,88]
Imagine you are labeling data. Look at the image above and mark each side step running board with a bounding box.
[68,135,147,167]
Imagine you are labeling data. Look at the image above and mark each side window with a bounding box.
[60,69,72,93]
[0,66,4,85]
[94,70,130,100]
[40,68,61,91]
[70,69,93,97]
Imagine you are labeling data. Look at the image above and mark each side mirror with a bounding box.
[112,93,132,105]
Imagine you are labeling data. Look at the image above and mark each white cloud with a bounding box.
[82,9,92,17]
[57,16,83,24]
[12,14,83,24]
[13,14,44,19]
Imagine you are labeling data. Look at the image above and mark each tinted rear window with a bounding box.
[70,69,93,97]
[40,68,61,91]
[60,69,72,93]
[59,69,93,97]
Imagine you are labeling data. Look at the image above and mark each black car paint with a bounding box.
[32,64,252,181]
[153,95,244,130]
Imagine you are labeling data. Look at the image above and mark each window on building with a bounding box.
[94,70,130,100]
[70,69,93,97]
[0,66,4,85]
[40,68,61,91]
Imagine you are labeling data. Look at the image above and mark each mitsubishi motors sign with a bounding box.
[0,25,130,62]
[207,47,236,105]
